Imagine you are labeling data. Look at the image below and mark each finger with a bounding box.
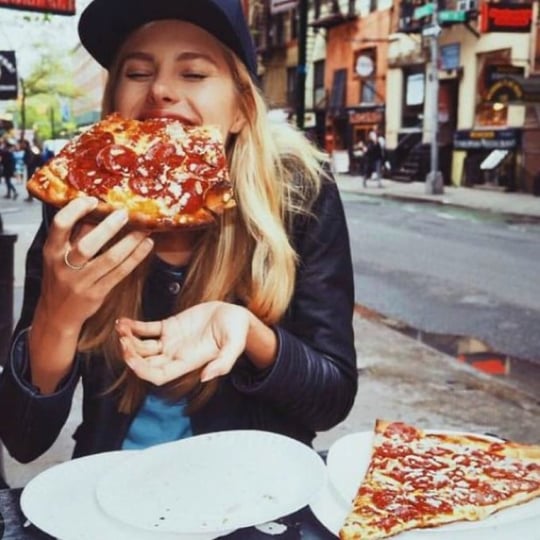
[91,235,154,286]
[74,209,129,261]
[200,340,244,382]
[129,336,163,357]
[117,317,164,340]
[126,356,192,386]
[48,197,99,250]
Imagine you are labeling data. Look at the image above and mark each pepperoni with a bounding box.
[146,142,177,162]
[392,504,420,522]
[128,175,166,198]
[402,454,445,471]
[77,130,114,149]
[371,490,398,509]
[466,484,502,506]
[383,422,420,443]
[374,442,411,460]
[484,465,525,480]
[413,496,452,515]
[96,144,138,174]
[426,446,453,457]
[171,178,205,213]
[67,168,87,190]
[504,479,540,493]
[89,173,122,197]
[67,167,119,197]
[376,515,400,532]
[488,442,506,453]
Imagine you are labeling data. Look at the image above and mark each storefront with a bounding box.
[454,128,521,191]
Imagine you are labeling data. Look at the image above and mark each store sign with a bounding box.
[454,129,520,150]
[480,2,532,33]
[0,51,18,101]
[270,0,298,14]
[440,43,460,71]
[483,65,540,103]
[485,78,523,102]
[0,0,75,15]
[349,111,383,125]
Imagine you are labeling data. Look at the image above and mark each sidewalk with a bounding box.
[336,174,540,219]
[2,183,540,488]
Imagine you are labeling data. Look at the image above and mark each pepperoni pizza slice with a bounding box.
[27,113,235,229]
[339,419,540,539]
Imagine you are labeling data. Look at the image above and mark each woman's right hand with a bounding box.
[29,197,154,394]
[37,197,153,329]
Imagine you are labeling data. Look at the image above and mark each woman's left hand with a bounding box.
[116,301,252,385]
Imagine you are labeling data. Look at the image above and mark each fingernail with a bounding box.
[112,209,128,224]
[126,358,137,370]
[85,196,98,207]
[201,370,216,383]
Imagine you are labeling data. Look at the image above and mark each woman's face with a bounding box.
[114,20,245,141]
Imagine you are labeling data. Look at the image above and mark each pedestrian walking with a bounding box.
[0,0,357,464]
[0,140,18,199]
[364,130,383,188]
[21,140,43,202]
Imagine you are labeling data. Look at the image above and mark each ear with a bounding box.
[229,110,247,135]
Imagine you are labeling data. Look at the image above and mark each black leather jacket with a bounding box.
[0,179,357,462]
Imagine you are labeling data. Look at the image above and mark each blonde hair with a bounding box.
[78,44,329,413]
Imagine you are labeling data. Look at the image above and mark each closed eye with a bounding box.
[125,70,153,80]
[182,72,207,80]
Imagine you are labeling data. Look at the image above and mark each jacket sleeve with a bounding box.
[232,178,358,431]
[0,204,80,463]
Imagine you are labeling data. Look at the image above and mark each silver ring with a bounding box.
[63,248,86,271]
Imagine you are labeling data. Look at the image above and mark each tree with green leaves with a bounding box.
[8,47,81,142]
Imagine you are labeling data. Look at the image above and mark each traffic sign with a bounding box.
[422,24,442,37]
[439,10,468,23]
[413,3,435,20]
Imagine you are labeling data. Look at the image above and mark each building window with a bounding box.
[287,66,297,108]
[313,59,326,108]
[475,49,511,127]
[329,68,347,113]
[402,68,425,128]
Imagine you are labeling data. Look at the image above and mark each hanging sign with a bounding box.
[0,0,75,15]
[480,2,533,33]
[355,55,374,78]
[270,0,298,14]
[0,51,18,101]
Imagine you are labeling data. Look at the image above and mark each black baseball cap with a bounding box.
[78,0,258,80]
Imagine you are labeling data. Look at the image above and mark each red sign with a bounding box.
[480,1,532,33]
[0,0,75,15]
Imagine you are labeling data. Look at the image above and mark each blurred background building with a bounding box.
[2,0,540,194]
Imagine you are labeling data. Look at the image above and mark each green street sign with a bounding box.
[413,3,435,19]
[438,10,467,23]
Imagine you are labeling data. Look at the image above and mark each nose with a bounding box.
[149,74,178,104]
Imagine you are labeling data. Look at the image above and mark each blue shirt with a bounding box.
[122,393,192,450]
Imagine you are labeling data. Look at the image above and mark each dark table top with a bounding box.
[0,487,337,540]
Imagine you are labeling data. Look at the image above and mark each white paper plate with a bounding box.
[20,451,216,540]
[96,430,326,534]
[310,431,540,539]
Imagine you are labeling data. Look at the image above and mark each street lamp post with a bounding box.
[296,0,308,131]
[425,2,444,195]
[19,77,27,141]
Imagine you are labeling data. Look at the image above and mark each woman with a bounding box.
[0,0,356,463]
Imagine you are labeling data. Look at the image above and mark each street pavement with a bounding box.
[1,178,540,488]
